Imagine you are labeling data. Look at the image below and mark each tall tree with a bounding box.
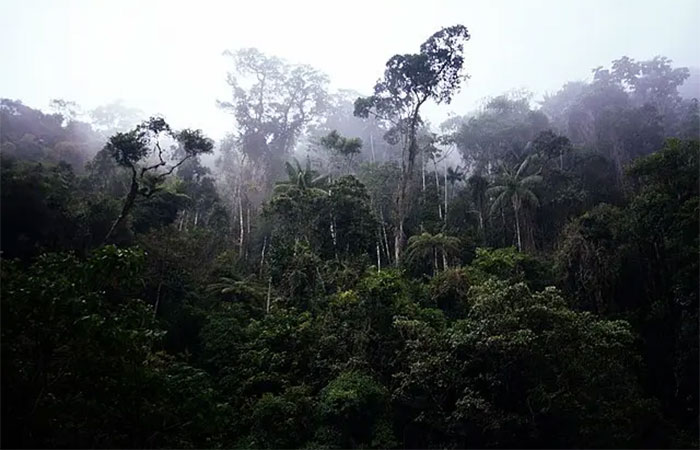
[405,232,461,274]
[447,91,549,173]
[487,157,542,251]
[219,48,328,186]
[354,25,470,264]
[320,130,363,174]
[103,117,213,242]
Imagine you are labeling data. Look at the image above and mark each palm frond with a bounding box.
[489,191,508,216]
[520,188,540,208]
[520,174,543,187]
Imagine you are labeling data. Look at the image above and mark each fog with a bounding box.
[3,2,700,447]
[1,0,698,139]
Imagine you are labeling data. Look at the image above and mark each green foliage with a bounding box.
[317,371,396,448]
[1,246,224,448]
[557,203,628,313]
[405,232,461,275]
[247,386,315,448]
[394,281,663,448]
[321,130,363,157]
[428,267,472,319]
[2,46,698,450]
[0,158,78,258]
[471,246,556,291]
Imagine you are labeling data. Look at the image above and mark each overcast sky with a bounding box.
[1,0,698,139]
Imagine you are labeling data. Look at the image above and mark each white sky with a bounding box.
[1,0,698,139]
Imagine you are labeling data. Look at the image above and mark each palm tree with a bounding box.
[206,276,267,310]
[405,232,461,274]
[487,157,542,251]
[446,166,465,189]
[273,157,329,195]
[273,157,333,253]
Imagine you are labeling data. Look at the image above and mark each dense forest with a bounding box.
[1,24,699,448]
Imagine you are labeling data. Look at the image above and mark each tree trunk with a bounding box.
[238,193,244,256]
[178,211,186,232]
[266,276,272,314]
[378,208,391,265]
[421,152,426,192]
[260,236,267,277]
[432,158,442,220]
[513,197,522,252]
[394,103,424,264]
[394,226,402,266]
[330,215,338,259]
[433,247,438,274]
[153,281,163,319]
[376,240,381,273]
[443,163,448,225]
[104,174,138,243]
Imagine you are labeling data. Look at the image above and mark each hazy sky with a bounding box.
[1,0,698,139]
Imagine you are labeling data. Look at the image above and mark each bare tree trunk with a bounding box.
[105,174,138,243]
[376,240,381,272]
[246,204,251,260]
[501,206,507,246]
[266,276,272,314]
[238,193,244,256]
[153,281,163,319]
[433,158,442,220]
[178,211,186,231]
[193,210,199,227]
[394,103,424,264]
[394,228,402,266]
[442,248,448,270]
[421,152,426,192]
[370,133,376,163]
[330,217,337,249]
[260,236,267,277]
[513,197,522,252]
[379,209,391,265]
[444,163,448,226]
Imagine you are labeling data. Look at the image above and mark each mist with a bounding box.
[2,0,698,139]
[2,2,699,449]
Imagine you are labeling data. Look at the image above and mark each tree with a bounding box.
[316,370,396,448]
[320,129,363,174]
[532,129,571,170]
[354,25,470,264]
[307,89,398,167]
[405,232,461,274]
[1,98,103,170]
[540,56,690,181]
[89,100,143,137]
[217,49,329,257]
[219,48,328,185]
[49,98,82,125]
[103,117,213,242]
[487,157,542,251]
[273,157,329,195]
[1,246,226,448]
[448,91,549,172]
[393,280,662,448]
[467,172,488,231]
